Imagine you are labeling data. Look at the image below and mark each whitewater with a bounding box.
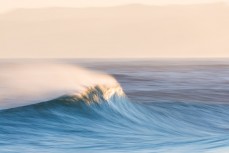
[1,60,229,153]
[0,63,123,109]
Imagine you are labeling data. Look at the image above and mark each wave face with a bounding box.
[1,60,229,153]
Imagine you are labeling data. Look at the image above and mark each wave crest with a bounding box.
[77,85,124,104]
[0,63,124,109]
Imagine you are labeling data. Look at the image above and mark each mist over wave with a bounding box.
[0,63,123,109]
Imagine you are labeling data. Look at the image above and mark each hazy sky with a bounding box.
[0,0,228,12]
[1,4,229,58]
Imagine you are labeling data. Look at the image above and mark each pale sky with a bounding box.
[0,0,228,13]
[1,2,229,58]
[0,3,229,58]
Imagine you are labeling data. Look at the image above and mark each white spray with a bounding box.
[0,63,124,109]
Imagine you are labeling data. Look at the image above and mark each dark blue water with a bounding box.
[1,59,229,153]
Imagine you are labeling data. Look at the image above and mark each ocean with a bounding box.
[0,59,229,153]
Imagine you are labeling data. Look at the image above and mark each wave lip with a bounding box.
[0,63,124,109]
[76,85,124,104]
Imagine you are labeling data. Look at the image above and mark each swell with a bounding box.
[1,88,229,152]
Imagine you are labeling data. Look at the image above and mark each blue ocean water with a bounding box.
[1,59,229,153]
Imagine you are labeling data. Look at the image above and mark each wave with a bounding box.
[0,63,124,109]
[1,63,229,152]
[2,83,229,152]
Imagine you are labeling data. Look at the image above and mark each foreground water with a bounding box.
[1,59,229,153]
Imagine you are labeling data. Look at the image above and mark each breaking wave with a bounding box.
[0,63,124,109]
[1,62,229,153]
